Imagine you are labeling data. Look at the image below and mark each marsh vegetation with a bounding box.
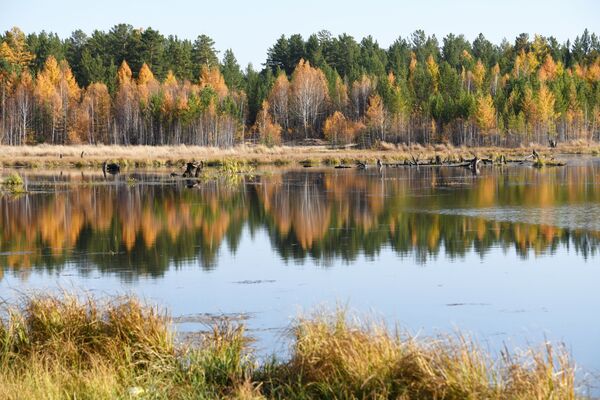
[0,141,596,169]
[0,293,579,399]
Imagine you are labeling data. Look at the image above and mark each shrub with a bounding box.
[3,173,23,186]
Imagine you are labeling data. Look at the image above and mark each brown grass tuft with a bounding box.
[0,295,582,399]
[259,309,578,399]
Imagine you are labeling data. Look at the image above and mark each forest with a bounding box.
[0,25,599,147]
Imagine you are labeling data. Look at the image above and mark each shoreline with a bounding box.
[0,142,598,169]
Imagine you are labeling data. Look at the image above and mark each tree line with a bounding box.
[0,25,599,147]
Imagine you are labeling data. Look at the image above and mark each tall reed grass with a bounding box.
[0,294,581,399]
[260,310,577,399]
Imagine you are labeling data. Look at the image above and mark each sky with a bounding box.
[1,0,598,67]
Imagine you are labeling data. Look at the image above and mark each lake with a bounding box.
[1,159,599,392]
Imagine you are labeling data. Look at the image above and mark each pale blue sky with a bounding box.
[1,0,598,67]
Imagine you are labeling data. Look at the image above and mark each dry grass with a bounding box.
[0,294,583,399]
[0,292,258,399]
[0,141,597,169]
[256,312,577,400]
[0,293,176,399]
[258,310,578,399]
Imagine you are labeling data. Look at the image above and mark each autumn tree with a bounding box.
[161,70,178,132]
[254,100,282,146]
[78,82,110,144]
[537,84,557,139]
[1,27,34,70]
[289,59,328,138]
[539,54,558,82]
[199,65,228,100]
[426,55,440,92]
[267,72,290,131]
[137,63,163,143]
[0,28,35,144]
[474,94,496,139]
[329,73,349,113]
[365,94,386,144]
[323,111,362,146]
[59,59,82,143]
[351,75,374,118]
[34,57,60,143]
[14,70,33,144]
[472,59,486,92]
[34,56,80,144]
[490,63,500,95]
[513,50,539,78]
[114,61,137,144]
[522,86,538,139]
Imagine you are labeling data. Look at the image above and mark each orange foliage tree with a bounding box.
[34,56,80,143]
[290,59,328,138]
[268,72,290,131]
[255,100,282,146]
[323,111,363,146]
[474,94,496,139]
[365,94,385,143]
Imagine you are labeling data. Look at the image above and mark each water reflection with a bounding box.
[1,161,599,281]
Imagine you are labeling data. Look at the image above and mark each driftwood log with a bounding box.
[182,162,197,177]
[180,161,204,178]
[102,161,120,175]
[521,149,566,167]
[469,157,481,173]
[410,153,420,166]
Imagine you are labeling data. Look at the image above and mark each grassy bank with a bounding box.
[0,141,598,169]
[0,293,579,399]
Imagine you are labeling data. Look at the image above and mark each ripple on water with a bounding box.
[433,204,600,232]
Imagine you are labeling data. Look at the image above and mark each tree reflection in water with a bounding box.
[1,162,599,281]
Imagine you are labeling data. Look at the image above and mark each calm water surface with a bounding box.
[1,159,599,390]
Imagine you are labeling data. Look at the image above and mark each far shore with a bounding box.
[0,141,598,169]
